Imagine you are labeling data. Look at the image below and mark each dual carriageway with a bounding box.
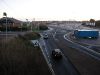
[39,24,100,75]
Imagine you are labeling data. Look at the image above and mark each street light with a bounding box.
[31,18,35,32]
[26,19,29,31]
[3,12,7,41]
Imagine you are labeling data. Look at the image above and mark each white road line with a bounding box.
[63,34,100,60]
[52,31,59,41]
[39,34,55,75]
[39,40,55,75]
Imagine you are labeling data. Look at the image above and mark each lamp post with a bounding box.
[3,12,7,41]
[31,18,35,32]
[26,19,28,31]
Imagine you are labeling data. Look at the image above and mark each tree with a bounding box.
[95,20,100,27]
[3,12,7,16]
[90,19,95,23]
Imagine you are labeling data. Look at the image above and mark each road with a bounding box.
[39,24,100,75]
[39,28,80,75]
[0,31,28,35]
[49,24,100,60]
[0,31,30,39]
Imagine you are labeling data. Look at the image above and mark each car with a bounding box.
[51,49,62,59]
[43,34,48,39]
[31,40,39,47]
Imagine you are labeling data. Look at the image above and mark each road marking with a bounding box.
[64,34,100,60]
[52,31,59,41]
[39,34,55,75]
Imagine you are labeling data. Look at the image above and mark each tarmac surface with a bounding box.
[69,32,100,46]
[68,32,100,53]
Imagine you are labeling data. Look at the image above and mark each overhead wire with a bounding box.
[0,0,17,16]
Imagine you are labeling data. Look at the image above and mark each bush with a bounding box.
[0,37,51,75]
[39,25,48,30]
[18,32,41,40]
[95,21,100,27]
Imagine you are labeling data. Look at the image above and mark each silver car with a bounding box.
[43,34,48,39]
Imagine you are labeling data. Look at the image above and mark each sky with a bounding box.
[0,0,100,21]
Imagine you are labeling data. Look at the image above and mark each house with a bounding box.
[82,21,95,26]
[0,17,22,28]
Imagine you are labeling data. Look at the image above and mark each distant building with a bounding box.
[0,17,22,28]
[82,21,95,26]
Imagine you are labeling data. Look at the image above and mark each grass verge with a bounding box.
[0,32,51,75]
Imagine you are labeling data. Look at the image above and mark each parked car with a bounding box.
[51,49,62,59]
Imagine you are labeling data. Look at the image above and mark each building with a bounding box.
[0,17,22,28]
[82,21,95,26]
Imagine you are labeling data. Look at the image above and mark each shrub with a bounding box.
[95,21,100,27]
[18,32,41,40]
[39,25,48,30]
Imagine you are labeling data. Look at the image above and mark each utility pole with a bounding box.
[3,12,7,42]
[31,18,35,32]
[31,21,32,32]
[26,19,28,31]
[38,23,40,31]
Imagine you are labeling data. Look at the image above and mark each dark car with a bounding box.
[51,49,62,59]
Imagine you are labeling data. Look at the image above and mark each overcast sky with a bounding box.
[0,0,100,21]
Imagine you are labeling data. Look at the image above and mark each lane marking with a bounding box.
[63,34,100,60]
[39,34,55,75]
